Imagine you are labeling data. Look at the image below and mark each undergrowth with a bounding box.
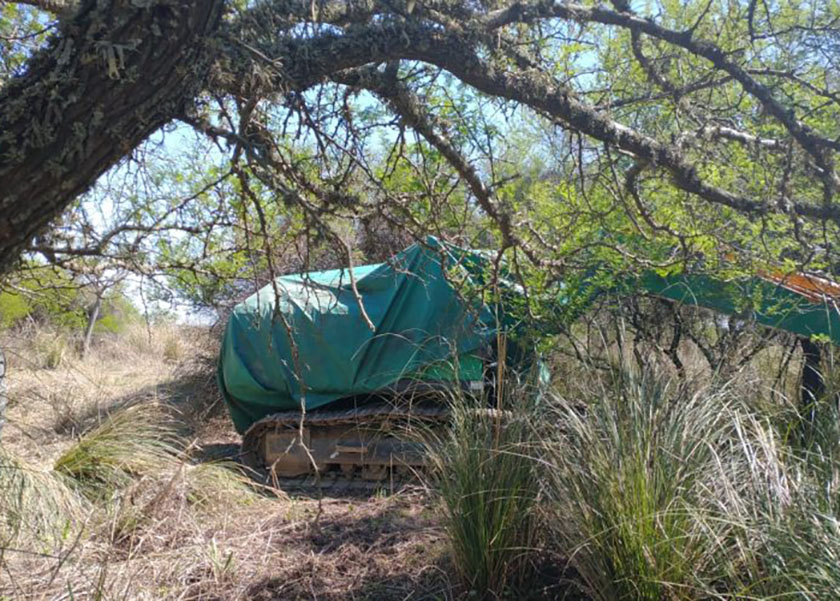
[2,397,269,597]
[54,403,183,500]
[0,447,83,553]
[426,382,542,600]
[543,370,741,600]
[542,366,840,601]
[4,321,840,601]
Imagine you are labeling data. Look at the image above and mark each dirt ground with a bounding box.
[1,325,454,600]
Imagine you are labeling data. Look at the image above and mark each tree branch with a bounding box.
[484,2,840,162]
[5,0,74,13]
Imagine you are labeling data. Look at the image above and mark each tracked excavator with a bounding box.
[217,238,840,481]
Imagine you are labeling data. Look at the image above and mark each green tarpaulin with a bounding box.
[639,272,840,346]
[219,235,840,434]
[218,238,497,434]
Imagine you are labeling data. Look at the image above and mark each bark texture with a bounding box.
[80,292,102,358]
[0,0,223,274]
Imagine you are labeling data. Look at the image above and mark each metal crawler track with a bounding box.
[267,474,426,494]
[239,398,515,492]
[241,401,450,483]
[244,402,450,434]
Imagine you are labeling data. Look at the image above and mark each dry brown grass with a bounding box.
[3,485,449,600]
[1,324,450,601]
[3,324,189,459]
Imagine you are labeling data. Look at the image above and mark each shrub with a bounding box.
[0,290,31,329]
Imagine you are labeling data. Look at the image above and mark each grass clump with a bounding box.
[750,504,840,599]
[427,384,542,600]
[184,460,267,508]
[163,334,183,363]
[54,402,182,500]
[34,330,70,369]
[728,388,840,599]
[543,369,741,601]
[539,364,840,600]
[0,447,83,552]
[50,402,267,548]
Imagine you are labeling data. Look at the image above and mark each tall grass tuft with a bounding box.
[426,383,542,600]
[54,402,182,500]
[50,402,270,548]
[725,380,840,599]
[0,447,84,552]
[543,369,741,601]
[184,460,268,508]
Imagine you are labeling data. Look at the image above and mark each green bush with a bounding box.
[96,293,141,334]
[0,290,31,328]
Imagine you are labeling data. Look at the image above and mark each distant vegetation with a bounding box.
[0,269,138,331]
[0,266,143,365]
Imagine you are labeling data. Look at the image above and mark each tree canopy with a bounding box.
[1,0,838,310]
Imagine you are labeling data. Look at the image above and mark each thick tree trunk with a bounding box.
[0,0,223,275]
